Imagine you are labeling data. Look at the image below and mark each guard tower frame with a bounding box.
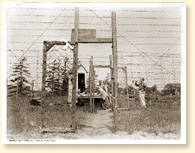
[41,7,118,132]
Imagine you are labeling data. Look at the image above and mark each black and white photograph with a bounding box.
[2,2,186,144]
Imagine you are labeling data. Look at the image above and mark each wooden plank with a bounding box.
[79,94,102,98]
[71,7,79,130]
[94,65,110,68]
[118,66,126,71]
[78,38,112,43]
[71,29,112,43]
[44,41,73,52]
[117,108,130,111]
[41,127,75,134]
[71,29,96,42]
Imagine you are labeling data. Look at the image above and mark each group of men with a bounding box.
[97,77,147,110]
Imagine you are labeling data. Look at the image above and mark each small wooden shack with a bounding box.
[68,64,88,102]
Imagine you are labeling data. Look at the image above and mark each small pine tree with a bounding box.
[46,59,63,96]
[61,58,69,96]
[8,57,30,97]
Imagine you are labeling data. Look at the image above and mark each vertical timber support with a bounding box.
[68,74,73,103]
[72,7,79,129]
[112,12,118,109]
[16,74,19,99]
[109,55,114,111]
[89,56,93,113]
[42,43,47,92]
[92,59,95,113]
[125,67,130,109]
[41,42,47,131]
[31,80,34,99]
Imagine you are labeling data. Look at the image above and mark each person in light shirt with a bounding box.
[132,78,147,109]
[97,81,111,110]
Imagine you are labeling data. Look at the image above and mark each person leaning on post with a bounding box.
[132,78,147,109]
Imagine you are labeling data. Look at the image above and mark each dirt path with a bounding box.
[40,109,180,140]
[40,108,115,139]
[78,109,114,137]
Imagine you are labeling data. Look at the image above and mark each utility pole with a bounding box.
[71,7,79,129]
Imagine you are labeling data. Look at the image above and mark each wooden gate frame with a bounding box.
[89,55,114,113]
[41,7,118,132]
[117,66,130,111]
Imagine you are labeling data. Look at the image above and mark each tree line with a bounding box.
[7,56,181,98]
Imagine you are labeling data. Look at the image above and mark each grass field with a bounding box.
[116,95,181,136]
[7,96,94,139]
[7,95,181,139]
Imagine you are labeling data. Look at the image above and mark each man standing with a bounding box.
[132,78,147,109]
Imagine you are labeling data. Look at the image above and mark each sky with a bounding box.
[4,2,185,90]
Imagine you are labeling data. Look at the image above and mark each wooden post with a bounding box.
[64,57,68,96]
[42,42,47,91]
[71,7,79,129]
[15,74,19,130]
[16,74,19,99]
[109,55,114,111]
[52,60,55,97]
[125,67,130,109]
[31,80,34,99]
[41,44,46,132]
[112,12,118,109]
[89,56,93,113]
[92,64,95,113]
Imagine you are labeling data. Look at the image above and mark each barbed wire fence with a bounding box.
[6,4,181,137]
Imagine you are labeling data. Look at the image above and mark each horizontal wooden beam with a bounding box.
[78,38,112,43]
[41,127,75,134]
[118,66,126,71]
[94,65,111,68]
[78,95,103,99]
[44,41,73,52]
[44,38,112,52]
[117,108,130,111]
[71,29,112,43]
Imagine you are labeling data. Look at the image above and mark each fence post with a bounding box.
[89,56,93,113]
[125,67,130,109]
[31,80,34,99]
[112,12,118,109]
[15,74,19,130]
[16,75,19,99]
[92,64,95,113]
[71,7,79,129]
[64,57,68,96]
[109,55,114,111]
[41,41,47,131]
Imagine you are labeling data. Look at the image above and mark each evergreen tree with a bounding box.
[46,59,63,96]
[164,83,181,92]
[8,57,30,97]
[61,57,69,96]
